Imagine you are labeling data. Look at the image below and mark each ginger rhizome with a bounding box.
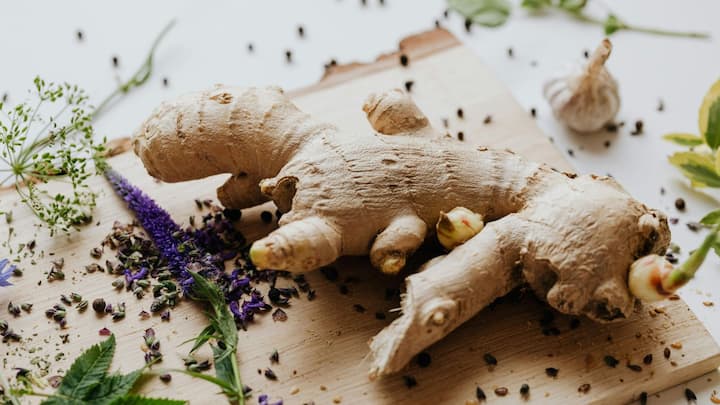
[132,86,670,378]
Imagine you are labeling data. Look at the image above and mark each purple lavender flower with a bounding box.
[125,266,148,286]
[258,394,283,405]
[105,168,271,325]
[105,169,190,281]
[0,258,16,287]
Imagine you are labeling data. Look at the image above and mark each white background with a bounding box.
[2,1,720,403]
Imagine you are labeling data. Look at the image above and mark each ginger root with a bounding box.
[133,85,670,378]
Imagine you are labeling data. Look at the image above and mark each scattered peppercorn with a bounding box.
[402,375,417,388]
[417,352,431,368]
[159,373,172,383]
[285,50,293,63]
[604,355,619,368]
[264,368,278,381]
[457,131,464,141]
[269,349,279,364]
[583,49,590,58]
[604,140,611,148]
[687,222,701,232]
[457,108,464,118]
[545,367,558,377]
[507,47,514,58]
[112,56,119,67]
[639,391,648,405]
[685,388,697,402]
[404,80,414,92]
[247,43,254,53]
[530,107,536,118]
[643,354,653,365]
[605,122,618,132]
[567,149,575,157]
[464,18,472,33]
[664,347,671,359]
[630,120,644,135]
[399,54,409,67]
[76,30,84,41]
[675,198,686,211]
[92,298,106,314]
[297,25,305,38]
[260,211,273,223]
[578,383,591,394]
[483,115,492,124]
[162,77,169,87]
[494,387,508,396]
[657,99,665,112]
[627,363,642,372]
[520,383,530,397]
[476,386,486,401]
[483,353,498,366]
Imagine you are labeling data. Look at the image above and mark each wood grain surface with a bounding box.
[1,28,717,405]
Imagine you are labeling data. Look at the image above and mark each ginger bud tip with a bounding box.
[436,207,484,250]
[249,242,274,270]
[379,256,405,275]
[628,254,674,302]
[431,311,446,325]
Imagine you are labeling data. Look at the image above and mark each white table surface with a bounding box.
[2,1,719,403]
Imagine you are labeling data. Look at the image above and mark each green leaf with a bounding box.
[212,344,239,398]
[704,97,720,150]
[700,209,720,226]
[663,133,704,147]
[713,241,720,257]
[187,325,216,354]
[604,14,624,35]
[86,369,143,404]
[558,0,587,12]
[668,151,720,187]
[110,395,186,405]
[448,0,511,27]
[56,335,116,400]
[171,369,237,393]
[521,0,550,11]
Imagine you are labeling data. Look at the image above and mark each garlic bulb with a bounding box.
[544,39,620,133]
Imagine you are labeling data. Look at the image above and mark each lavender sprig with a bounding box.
[104,167,245,404]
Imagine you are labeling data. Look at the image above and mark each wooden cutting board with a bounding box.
[1,28,718,405]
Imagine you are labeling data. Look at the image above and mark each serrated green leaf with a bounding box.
[700,209,720,226]
[110,395,186,405]
[56,335,116,400]
[521,0,550,11]
[668,151,720,187]
[558,0,587,12]
[86,369,143,405]
[663,133,704,147]
[704,97,720,150]
[448,0,511,27]
[604,14,624,35]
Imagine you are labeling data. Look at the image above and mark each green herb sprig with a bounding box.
[449,0,709,39]
[0,20,175,235]
[660,78,720,286]
[1,334,185,404]
[172,271,245,405]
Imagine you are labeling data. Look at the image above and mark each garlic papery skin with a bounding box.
[544,39,620,133]
[436,207,484,250]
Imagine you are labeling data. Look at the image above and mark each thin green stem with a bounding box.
[230,353,244,405]
[560,8,709,39]
[92,19,176,119]
[667,228,718,288]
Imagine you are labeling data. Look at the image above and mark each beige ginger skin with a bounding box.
[133,85,670,378]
